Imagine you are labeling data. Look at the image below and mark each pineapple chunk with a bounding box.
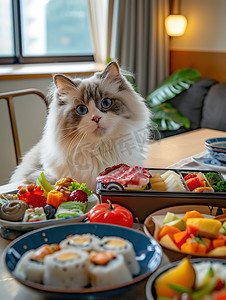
[186,218,222,238]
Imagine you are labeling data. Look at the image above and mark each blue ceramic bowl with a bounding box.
[4,223,162,299]
[205,144,226,163]
[145,258,226,300]
[205,137,226,150]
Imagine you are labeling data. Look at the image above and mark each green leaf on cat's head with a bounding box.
[146,68,201,108]
[107,57,113,63]
[152,103,190,131]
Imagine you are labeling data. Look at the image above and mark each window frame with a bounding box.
[0,0,95,65]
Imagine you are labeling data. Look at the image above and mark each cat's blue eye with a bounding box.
[76,105,88,115]
[101,98,112,109]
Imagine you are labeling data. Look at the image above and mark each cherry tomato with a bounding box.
[88,200,133,228]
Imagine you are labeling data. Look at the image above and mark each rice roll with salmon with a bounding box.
[88,251,132,288]
[43,249,89,288]
[94,237,140,275]
[60,233,100,252]
[14,244,60,284]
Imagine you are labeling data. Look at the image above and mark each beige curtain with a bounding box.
[111,0,170,97]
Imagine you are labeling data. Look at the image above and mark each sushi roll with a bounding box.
[14,250,45,283]
[94,237,140,275]
[43,249,89,289]
[88,251,132,288]
[14,244,60,283]
[60,233,100,252]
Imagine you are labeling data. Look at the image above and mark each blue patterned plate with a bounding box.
[192,153,226,173]
[3,223,162,298]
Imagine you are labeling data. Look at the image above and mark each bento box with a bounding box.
[96,164,226,220]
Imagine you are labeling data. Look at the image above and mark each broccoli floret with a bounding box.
[214,180,226,192]
[205,172,221,187]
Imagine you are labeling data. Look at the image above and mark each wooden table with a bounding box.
[0,128,226,300]
[145,128,226,168]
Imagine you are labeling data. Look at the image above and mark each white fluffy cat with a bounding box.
[10,61,151,191]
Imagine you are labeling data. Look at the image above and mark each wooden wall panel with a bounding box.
[170,50,226,82]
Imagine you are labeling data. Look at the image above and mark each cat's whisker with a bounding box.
[59,124,91,142]
[66,129,87,154]
[71,133,87,162]
[59,125,89,143]
[66,132,84,152]
[60,123,91,132]
[59,130,81,143]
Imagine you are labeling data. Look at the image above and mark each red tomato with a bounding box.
[88,200,133,228]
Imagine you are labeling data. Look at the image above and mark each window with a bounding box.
[0,0,14,58]
[0,0,95,64]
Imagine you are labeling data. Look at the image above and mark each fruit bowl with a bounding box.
[144,205,226,262]
[145,258,226,300]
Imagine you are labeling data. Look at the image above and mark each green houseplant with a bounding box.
[146,69,201,131]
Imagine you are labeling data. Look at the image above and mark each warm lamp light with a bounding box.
[165,14,187,36]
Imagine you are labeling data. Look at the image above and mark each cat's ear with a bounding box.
[54,74,79,94]
[101,61,120,80]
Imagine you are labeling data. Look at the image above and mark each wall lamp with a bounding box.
[165,0,187,36]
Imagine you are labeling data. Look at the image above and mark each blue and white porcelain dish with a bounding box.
[205,144,226,163]
[192,153,226,173]
[3,223,162,299]
[205,137,226,150]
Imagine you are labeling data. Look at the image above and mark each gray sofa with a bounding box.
[160,78,226,138]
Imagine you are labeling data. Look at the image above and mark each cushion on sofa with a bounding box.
[201,83,226,131]
[159,78,218,138]
[169,78,218,130]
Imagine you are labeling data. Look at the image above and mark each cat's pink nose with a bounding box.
[92,115,101,123]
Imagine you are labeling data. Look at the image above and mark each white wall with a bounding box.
[0,78,51,185]
[171,0,226,52]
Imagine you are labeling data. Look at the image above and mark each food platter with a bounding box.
[96,167,226,220]
[3,223,162,298]
[0,189,100,231]
[0,205,89,231]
